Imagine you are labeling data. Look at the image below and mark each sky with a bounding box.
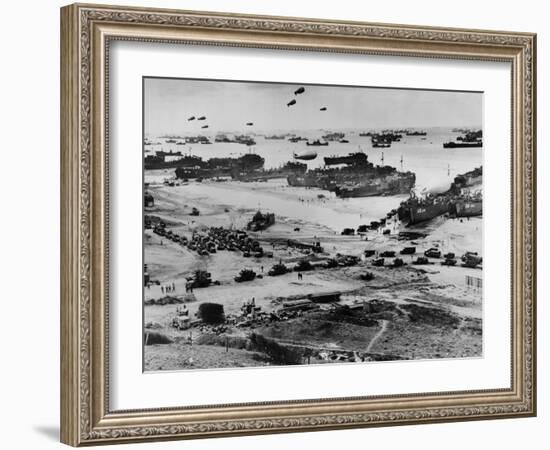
[144,77,483,136]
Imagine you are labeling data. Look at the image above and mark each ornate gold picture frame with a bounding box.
[60,3,536,446]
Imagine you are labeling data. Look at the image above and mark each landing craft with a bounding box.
[201,125,209,129]
[287,99,296,107]
[320,107,327,111]
[293,149,317,161]
[246,122,254,126]
[187,116,196,121]
[294,87,305,95]
[197,116,206,120]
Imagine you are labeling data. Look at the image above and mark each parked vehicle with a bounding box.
[424,248,442,258]
[392,258,405,267]
[360,272,375,281]
[400,247,416,255]
[442,258,457,266]
[235,269,256,283]
[413,256,429,265]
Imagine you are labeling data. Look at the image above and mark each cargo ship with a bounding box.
[444,129,482,148]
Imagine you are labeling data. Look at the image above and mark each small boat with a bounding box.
[293,149,318,161]
[306,140,328,146]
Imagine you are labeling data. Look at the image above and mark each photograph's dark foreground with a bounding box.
[143,77,483,371]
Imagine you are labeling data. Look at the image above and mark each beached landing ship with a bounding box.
[324,152,368,166]
[451,199,483,217]
[334,172,416,198]
[449,166,483,192]
[247,211,275,231]
[288,152,416,197]
[232,161,307,182]
[398,196,451,226]
[173,154,266,179]
[397,166,483,225]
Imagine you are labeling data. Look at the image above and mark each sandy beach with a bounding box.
[144,175,483,371]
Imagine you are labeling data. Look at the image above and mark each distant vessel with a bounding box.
[406,130,427,136]
[155,150,182,157]
[288,136,308,143]
[322,132,345,142]
[293,149,318,160]
[214,134,233,143]
[306,140,328,146]
[234,135,256,146]
[186,135,211,144]
[444,130,482,148]
[443,141,482,148]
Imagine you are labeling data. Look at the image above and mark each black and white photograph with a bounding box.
[143,77,483,371]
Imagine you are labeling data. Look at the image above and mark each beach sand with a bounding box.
[144,176,483,370]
